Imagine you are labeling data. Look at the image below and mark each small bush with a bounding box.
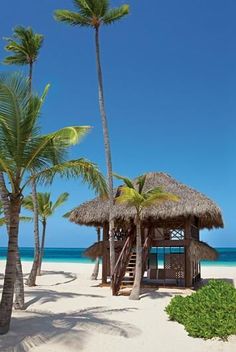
[165,280,236,340]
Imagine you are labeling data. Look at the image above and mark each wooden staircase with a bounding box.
[112,230,136,295]
[121,250,136,286]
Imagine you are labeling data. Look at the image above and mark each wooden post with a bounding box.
[184,218,192,287]
[102,222,109,284]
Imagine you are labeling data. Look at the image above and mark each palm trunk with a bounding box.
[26,178,40,286]
[38,218,46,276]
[14,248,25,309]
[0,173,25,309]
[95,27,115,280]
[91,227,101,280]
[129,214,142,300]
[0,194,21,334]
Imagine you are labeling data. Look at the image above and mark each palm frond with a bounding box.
[51,192,69,212]
[102,5,129,25]
[23,192,69,219]
[142,192,179,208]
[54,10,91,26]
[113,173,134,189]
[115,186,144,207]
[23,125,90,174]
[30,159,107,196]
[136,174,146,194]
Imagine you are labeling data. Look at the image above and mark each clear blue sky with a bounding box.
[0,0,235,248]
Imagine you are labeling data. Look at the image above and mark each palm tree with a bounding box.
[0,72,107,334]
[115,174,179,300]
[4,26,43,89]
[4,26,44,287]
[23,192,69,275]
[54,0,129,277]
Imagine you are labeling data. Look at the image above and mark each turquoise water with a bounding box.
[0,247,236,266]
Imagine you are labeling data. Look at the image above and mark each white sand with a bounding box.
[0,261,236,352]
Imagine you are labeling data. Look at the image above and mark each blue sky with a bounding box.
[0,0,235,248]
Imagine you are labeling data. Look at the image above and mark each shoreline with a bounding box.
[1,259,236,267]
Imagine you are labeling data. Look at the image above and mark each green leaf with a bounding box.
[54,10,91,27]
[102,5,130,25]
[30,159,108,197]
[113,173,134,189]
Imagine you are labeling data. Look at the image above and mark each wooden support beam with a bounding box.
[102,222,109,284]
[184,218,192,287]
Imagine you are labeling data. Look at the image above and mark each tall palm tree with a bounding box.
[23,192,69,275]
[0,72,107,334]
[54,0,129,276]
[4,26,43,89]
[115,174,179,300]
[4,26,44,287]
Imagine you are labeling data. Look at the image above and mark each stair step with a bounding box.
[122,279,134,283]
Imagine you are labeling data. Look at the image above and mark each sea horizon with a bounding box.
[0,247,236,266]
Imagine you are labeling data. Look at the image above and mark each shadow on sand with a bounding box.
[140,288,183,300]
[23,270,77,287]
[0,306,140,352]
[24,289,106,309]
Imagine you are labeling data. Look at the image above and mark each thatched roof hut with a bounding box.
[69,172,223,230]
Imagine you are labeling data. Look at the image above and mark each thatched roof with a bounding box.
[84,241,125,259]
[84,241,103,259]
[189,240,218,261]
[70,172,223,229]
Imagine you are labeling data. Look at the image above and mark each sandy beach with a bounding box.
[0,261,235,352]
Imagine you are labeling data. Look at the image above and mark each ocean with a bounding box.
[0,247,236,266]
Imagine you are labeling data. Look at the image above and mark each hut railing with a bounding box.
[112,231,136,295]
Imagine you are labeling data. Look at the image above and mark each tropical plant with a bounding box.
[54,0,129,278]
[4,26,44,287]
[115,174,179,300]
[4,26,43,89]
[166,280,236,339]
[23,192,69,274]
[0,72,107,335]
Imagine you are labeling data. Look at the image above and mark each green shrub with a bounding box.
[165,280,236,340]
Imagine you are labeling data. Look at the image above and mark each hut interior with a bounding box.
[70,172,223,296]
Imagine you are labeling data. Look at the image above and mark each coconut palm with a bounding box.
[0,72,107,334]
[54,0,129,276]
[23,192,69,275]
[4,26,43,89]
[3,26,44,287]
[115,174,179,300]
